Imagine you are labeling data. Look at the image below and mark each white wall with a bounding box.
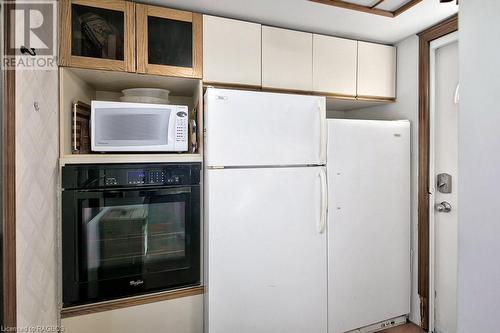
[337,35,421,324]
[15,69,59,326]
[457,2,500,332]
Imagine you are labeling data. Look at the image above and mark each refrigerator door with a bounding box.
[206,166,328,333]
[327,119,411,333]
[204,88,326,167]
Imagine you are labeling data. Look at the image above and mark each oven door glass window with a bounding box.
[78,188,192,283]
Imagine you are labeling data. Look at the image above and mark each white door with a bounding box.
[206,166,328,333]
[204,88,326,167]
[262,26,313,91]
[327,119,411,333]
[203,15,262,86]
[432,39,458,333]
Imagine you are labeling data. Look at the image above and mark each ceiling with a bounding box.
[142,0,458,44]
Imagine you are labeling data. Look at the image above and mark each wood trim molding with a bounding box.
[355,95,396,102]
[371,0,385,9]
[3,1,17,329]
[61,286,205,318]
[203,81,396,103]
[124,1,136,72]
[192,13,203,79]
[58,0,71,67]
[145,5,192,22]
[393,0,423,17]
[203,81,263,92]
[135,3,147,74]
[417,14,458,331]
[72,0,126,12]
[308,0,423,18]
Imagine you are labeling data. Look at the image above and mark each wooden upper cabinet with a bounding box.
[203,15,261,86]
[59,0,136,72]
[357,41,396,99]
[313,34,357,97]
[262,26,313,91]
[136,4,202,78]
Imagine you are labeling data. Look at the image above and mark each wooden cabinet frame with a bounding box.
[136,5,203,78]
[59,0,136,72]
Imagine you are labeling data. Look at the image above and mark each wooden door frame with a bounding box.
[417,14,458,331]
[3,0,17,329]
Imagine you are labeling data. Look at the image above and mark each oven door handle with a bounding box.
[143,188,192,196]
[101,187,193,198]
[103,191,125,198]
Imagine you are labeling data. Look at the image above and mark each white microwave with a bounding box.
[91,101,188,152]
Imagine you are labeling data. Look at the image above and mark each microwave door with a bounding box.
[91,102,186,152]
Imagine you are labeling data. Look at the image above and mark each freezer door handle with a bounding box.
[318,167,328,234]
[319,100,327,164]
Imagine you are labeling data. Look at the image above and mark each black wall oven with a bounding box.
[61,163,201,307]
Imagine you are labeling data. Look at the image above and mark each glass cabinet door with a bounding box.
[59,0,135,72]
[136,4,202,78]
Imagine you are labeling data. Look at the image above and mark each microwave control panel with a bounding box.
[175,108,188,147]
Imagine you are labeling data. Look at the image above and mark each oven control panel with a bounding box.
[124,170,178,185]
[103,168,192,186]
[62,163,201,190]
[124,169,184,185]
[127,171,148,185]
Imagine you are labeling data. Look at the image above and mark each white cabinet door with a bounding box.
[206,166,328,333]
[262,26,313,91]
[203,15,262,86]
[313,34,357,96]
[357,41,396,98]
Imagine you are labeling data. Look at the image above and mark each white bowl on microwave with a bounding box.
[119,95,169,104]
[122,88,170,99]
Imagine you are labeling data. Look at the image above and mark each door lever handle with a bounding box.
[435,201,452,213]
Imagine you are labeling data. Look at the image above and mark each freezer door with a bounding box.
[204,88,326,167]
[206,166,328,333]
[327,119,411,333]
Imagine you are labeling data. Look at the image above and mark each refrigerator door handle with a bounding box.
[319,101,327,164]
[318,167,328,234]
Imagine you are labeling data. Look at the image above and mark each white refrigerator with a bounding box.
[205,88,328,333]
[327,119,411,333]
